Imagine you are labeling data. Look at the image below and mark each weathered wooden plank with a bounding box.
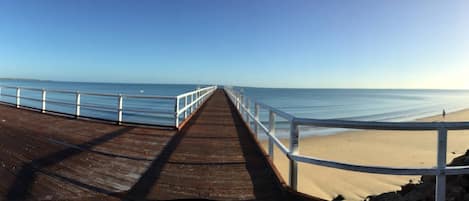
[0,90,323,201]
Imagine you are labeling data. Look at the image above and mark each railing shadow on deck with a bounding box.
[122,93,214,200]
[225,93,286,200]
[6,127,134,200]
[4,89,296,201]
[124,89,285,201]
[224,87,469,201]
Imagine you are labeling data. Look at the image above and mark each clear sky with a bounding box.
[0,0,468,89]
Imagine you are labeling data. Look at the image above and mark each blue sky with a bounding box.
[0,0,468,89]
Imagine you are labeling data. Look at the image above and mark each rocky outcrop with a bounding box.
[367,150,469,201]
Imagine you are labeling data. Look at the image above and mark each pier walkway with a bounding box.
[0,89,319,201]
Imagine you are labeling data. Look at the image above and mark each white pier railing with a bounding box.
[0,85,216,129]
[224,86,469,201]
[175,86,217,127]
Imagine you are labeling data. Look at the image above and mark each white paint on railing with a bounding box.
[184,96,188,119]
[41,89,46,113]
[254,103,260,139]
[175,97,180,128]
[293,117,469,130]
[257,101,295,122]
[174,86,217,129]
[268,110,276,158]
[246,99,250,123]
[16,88,20,108]
[223,86,468,201]
[191,94,194,113]
[1,85,216,128]
[118,95,123,124]
[290,154,438,175]
[289,122,299,189]
[75,92,81,117]
[436,128,447,201]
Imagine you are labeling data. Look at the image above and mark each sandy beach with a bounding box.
[261,109,469,201]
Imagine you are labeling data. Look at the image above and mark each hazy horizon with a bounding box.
[2,77,469,91]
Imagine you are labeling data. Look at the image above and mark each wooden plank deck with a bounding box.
[0,89,321,201]
[0,102,176,201]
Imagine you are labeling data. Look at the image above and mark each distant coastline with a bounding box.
[0,77,214,87]
[0,77,50,82]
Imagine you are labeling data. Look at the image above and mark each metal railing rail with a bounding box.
[0,85,217,129]
[224,86,469,201]
[175,86,217,127]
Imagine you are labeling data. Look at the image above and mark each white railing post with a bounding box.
[41,89,47,113]
[175,97,180,128]
[75,92,81,117]
[254,103,259,138]
[238,92,241,109]
[184,96,188,119]
[246,99,250,123]
[240,93,244,117]
[191,94,194,114]
[196,87,200,108]
[268,110,276,158]
[222,87,469,196]
[289,121,299,190]
[118,95,123,125]
[236,94,240,109]
[195,92,200,108]
[239,94,246,115]
[436,128,447,201]
[16,88,21,108]
[194,93,198,109]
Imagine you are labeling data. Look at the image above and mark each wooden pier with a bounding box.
[0,89,320,201]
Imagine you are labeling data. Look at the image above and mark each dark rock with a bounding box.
[463,193,469,201]
[368,149,469,201]
[463,156,469,164]
[332,194,345,201]
[401,183,417,195]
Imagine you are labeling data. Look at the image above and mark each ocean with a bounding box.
[0,79,201,126]
[235,87,469,138]
[1,79,469,138]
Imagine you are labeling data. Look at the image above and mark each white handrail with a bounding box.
[0,85,216,128]
[174,86,217,128]
[0,85,175,99]
[224,86,467,201]
[294,117,469,130]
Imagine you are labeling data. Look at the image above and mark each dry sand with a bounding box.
[261,109,469,201]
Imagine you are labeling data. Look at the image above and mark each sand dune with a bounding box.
[261,109,469,201]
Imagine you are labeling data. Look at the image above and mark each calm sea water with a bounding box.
[1,80,469,137]
[237,87,469,138]
[0,80,201,126]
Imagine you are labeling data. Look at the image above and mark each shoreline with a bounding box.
[261,108,469,201]
[264,107,468,140]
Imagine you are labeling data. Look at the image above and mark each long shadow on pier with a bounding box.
[124,90,286,201]
[6,127,134,200]
[4,90,321,201]
[123,103,204,200]
[227,93,286,200]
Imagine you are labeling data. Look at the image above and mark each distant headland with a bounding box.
[0,78,51,82]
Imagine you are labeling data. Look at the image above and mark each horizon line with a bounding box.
[1,77,468,91]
